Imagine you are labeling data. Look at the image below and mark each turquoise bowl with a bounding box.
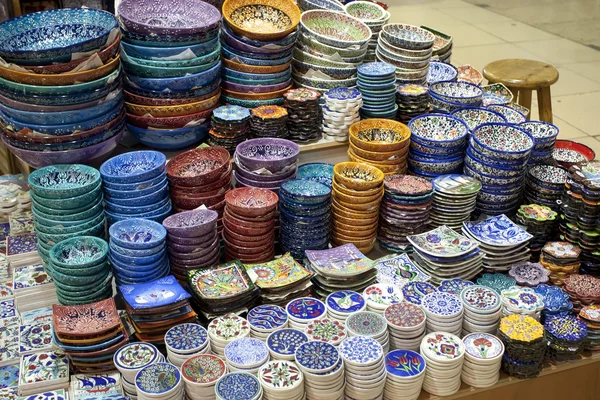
[49,236,108,269]
[50,259,110,276]
[28,164,101,198]
[31,182,101,209]
[122,51,221,78]
[222,95,284,108]
[224,74,291,86]
[36,219,105,247]
[56,285,112,305]
[52,270,112,293]
[123,42,221,68]
[32,197,103,221]
[46,260,109,286]
[34,212,105,235]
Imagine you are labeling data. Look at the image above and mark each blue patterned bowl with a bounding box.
[127,121,209,150]
[105,203,172,225]
[427,61,458,84]
[104,177,167,200]
[471,123,534,160]
[124,43,220,68]
[225,74,292,86]
[280,179,331,204]
[109,218,167,249]
[122,49,220,78]
[381,24,435,50]
[519,121,559,144]
[297,163,334,186]
[223,47,294,67]
[300,10,371,48]
[105,184,169,207]
[120,36,219,60]
[222,42,293,62]
[121,27,219,47]
[103,172,165,192]
[106,195,170,215]
[223,95,284,108]
[429,81,483,105]
[0,9,117,64]
[29,164,100,198]
[408,114,469,147]
[125,79,220,100]
[111,241,165,257]
[429,91,468,113]
[100,150,166,184]
[49,236,108,269]
[124,61,221,92]
[450,107,506,131]
[293,73,356,90]
[465,151,523,178]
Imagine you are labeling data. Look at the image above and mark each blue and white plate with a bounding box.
[135,363,181,396]
[463,214,533,247]
[421,291,464,318]
[215,372,262,400]
[357,62,396,79]
[224,338,269,369]
[286,297,326,322]
[247,305,288,332]
[267,329,308,359]
[438,278,474,295]
[402,281,437,305]
[118,275,190,310]
[325,291,366,314]
[339,336,383,366]
[164,323,207,354]
[295,341,339,373]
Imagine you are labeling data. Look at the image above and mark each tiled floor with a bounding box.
[386,0,600,154]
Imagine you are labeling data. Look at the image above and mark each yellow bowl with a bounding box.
[332,188,382,204]
[332,200,380,219]
[349,141,409,162]
[332,225,378,239]
[223,58,292,74]
[334,162,384,191]
[332,177,383,198]
[0,55,120,86]
[349,118,411,152]
[334,213,378,227]
[332,219,378,232]
[125,91,220,117]
[331,233,377,252]
[333,195,381,212]
[222,84,292,100]
[347,150,407,173]
[222,0,300,41]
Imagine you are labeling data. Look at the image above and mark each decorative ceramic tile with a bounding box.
[363,283,403,308]
[165,323,207,353]
[135,363,180,396]
[6,235,37,257]
[70,373,121,399]
[345,311,387,337]
[325,291,366,314]
[0,299,16,320]
[207,315,250,342]
[8,214,34,236]
[384,302,425,328]
[245,254,312,290]
[52,298,120,337]
[247,305,287,331]
[385,350,425,378]
[305,319,346,345]
[421,332,465,361]
[476,273,517,294]
[0,387,18,400]
[20,308,52,326]
[305,244,374,277]
[224,338,269,367]
[339,336,382,365]
[258,360,303,391]
[438,278,473,295]
[19,352,69,385]
[215,372,261,400]
[181,354,226,384]
[113,343,159,370]
[407,226,478,258]
[533,284,572,313]
[294,341,339,372]
[0,223,10,244]
[499,315,544,343]
[463,215,532,247]
[542,242,581,259]
[544,315,587,342]
[501,287,544,313]
[0,365,19,389]
[0,284,13,300]
[461,285,501,312]
[463,333,504,359]
[286,297,325,321]
[188,261,254,300]
[12,265,52,291]
[19,323,53,354]
[421,292,463,317]
[508,262,550,286]
[0,326,19,365]
[518,204,557,222]
[119,275,191,310]
[375,253,430,286]
[267,329,308,358]
[401,281,437,305]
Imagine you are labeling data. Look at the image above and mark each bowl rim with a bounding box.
[28,164,101,196]
[349,118,411,147]
[429,80,484,101]
[235,137,300,165]
[472,122,535,155]
[49,236,108,268]
[100,150,166,182]
[222,0,301,41]
[408,113,470,144]
[334,161,385,184]
[381,23,435,46]
[344,0,388,23]
[300,9,372,47]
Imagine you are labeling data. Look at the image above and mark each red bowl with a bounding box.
[553,139,596,168]
[167,235,218,256]
[124,87,221,107]
[126,107,215,129]
[223,209,274,229]
[168,230,217,246]
[223,219,274,237]
[223,224,273,242]
[222,230,274,248]
[172,193,226,210]
[224,188,278,218]
[225,249,274,263]
[225,207,277,223]
[170,185,229,200]
[167,147,231,187]
[223,236,273,255]
[169,245,220,267]
[169,172,232,195]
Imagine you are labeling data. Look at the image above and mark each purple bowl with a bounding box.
[118,0,221,36]
[162,209,218,238]
[169,240,220,264]
[222,79,293,94]
[167,230,216,245]
[221,23,296,55]
[3,129,123,169]
[168,236,218,259]
[233,171,292,189]
[234,160,297,182]
[235,138,300,173]
[170,250,219,271]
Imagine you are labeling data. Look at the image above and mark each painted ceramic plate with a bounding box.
[294,341,339,373]
[247,305,288,332]
[407,226,478,258]
[325,291,366,314]
[345,311,387,337]
[375,253,431,286]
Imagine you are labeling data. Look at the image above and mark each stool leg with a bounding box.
[537,87,553,123]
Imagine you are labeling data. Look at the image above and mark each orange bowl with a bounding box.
[334,213,378,227]
[125,91,220,117]
[222,0,300,41]
[349,118,411,152]
[334,162,384,191]
[223,58,291,74]
[222,85,292,100]
[332,177,383,198]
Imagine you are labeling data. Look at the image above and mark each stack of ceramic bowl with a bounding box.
[466,123,534,216]
[420,332,464,396]
[345,1,390,62]
[357,62,398,119]
[220,0,300,107]
[323,88,362,142]
[294,341,344,399]
[519,121,559,164]
[298,0,346,12]
[101,151,171,225]
[423,26,453,63]
[108,218,169,285]
[283,88,323,142]
[331,162,384,253]
[286,297,327,331]
[114,343,164,398]
[461,333,504,388]
[47,237,112,305]
[167,147,231,224]
[208,105,251,153]
[545,314,587,362]
[451,107,506,134]
[500,286,545,320]
[215,372,263,400]
[396,83,431,124]
[258,360,306,400]
[377,24,434,85]
[223,188,278,263]
[162,209,219,283]
[224,337,270,375]
[250,106,289,139]
[427,61,458,84]
[279,179,331,260]
[345,311,389,351]
[421,292,463,335]
[135,363,184,399]
[379,175,433,252]
[363,283,404,315]
[462,214,533,272]
[325,290,367,323]
[181,354,228,400]
[298,163,335,187]
[498,314,546,378]
[234,138,299,192]
[516,204,558,261]
[460,285,502,335]
[429,81,483,113]
[539,241,581,286]
[340,336,386,399]
[384,301,426,352]
[29,165,105,264]
[487,104,527,125]
[208,314,251,357]
[408,114,469,179]
[348,117,412,176]
[0,9,124,169]
[247,305,289,341]
[165,323,210,367]
[429,174,481,229]
[384,350,426,400]
[524,164,567,212]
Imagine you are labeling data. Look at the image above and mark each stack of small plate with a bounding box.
[247,305,289,341]
[323,88,362,142]
[384,350,426,400]
[135,363,183,400]
[250,106,289,139]
[101,151,170,225]
[579,306,600,351]
[498,315,546,378]
[384,301,427,352]
[345,311,390,352]
[516,204,558,261]
[533,284,573,322]
[258,360,306,400]
[396,83,431,124]
[207,314,250,357]
[283,88,323,142]
[540,241,581,286]
[340,336,386,400]
[363,283,404,315]
[357,62,398,119]
[208,105,251,153]
[430,174,481,229]
[345,1,390,62]
[114,343,164,398]
[421,292,463,335]
[325,290,367,323]
[524,164,567,212]
[422,26,453,62]
[164,323,209,367]
[181,354,227,400]
[286,297,327,331]
[544,315,587,363]
[224,337,270,375]
[295,341,344,399]
[266,328,309,361]
[462,214,532,272]
[500,286,545,320]
[216,372,263,400]
[305,318,347,346]
[301,351,345,400]
[519,121,559,165]
[460,285,502,335]
[461,333,504,388]
[420,332,465,396]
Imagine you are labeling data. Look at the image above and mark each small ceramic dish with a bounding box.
[344,1,387,23]
[300,10,372,48]
[381,24,435,50]
[519,121,559,143]
[456,64,483,85]
[166,147,231,187]
[100,151,166,184]
[486,105,526,124]
[109,218,167,249]
[236,137,299,172]
[349,119,410,152]
[225,188,279,218]
[334,162,384,190]
[408,114,469,147]
[28,164,101,199]
[49,236,108,269]
[471,123,534,160]
[427,61,458,84]
[429,81,483,105]
[280,179,331,204]
[450,107,506,131]
[223,0,301,41]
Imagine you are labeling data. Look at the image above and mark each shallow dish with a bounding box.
[300,10,372,48]
[167,147,231,187]
[349,119,410,152]
[381,24,435,50]
[223,0,301,41]
[427,61,458,84]
[344,1,387,23]
[486,105,527,124]
[127,121,210,150]
[471,123,534,160]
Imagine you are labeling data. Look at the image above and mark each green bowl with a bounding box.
[53,271,113,296]
[34,212,105,235]
[49,259,110,276]
[36,219,106,247]
[31,194,102,217]
[46,261,109,286]
[28,164,101,198]
[49,236,108,269]
[31,182,102,209]
[56,287,112,305]
[55,276,112,299]
[32,197,104,222]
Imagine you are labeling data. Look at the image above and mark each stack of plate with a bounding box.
[266,328,309,361]
[532,284,573,322]
[340,336,386,399]
[220,0,298,107]
[421,292,463,336]
[462,214,532,272]
[224,337,270,375]
[165,323,209,367]
[109,219,169,285]
[114,343,164,398]
[294,341,343,399]
[524,164,567,212]
[376,24,434,85]
[498,315,546,378]
[48,237,112,305]
[168,147,231,221]
[208,314,251,357]
[208,105,251,153]
[279,179,331,260]
[323,88,362,142]
[379,175,433,252]
[384,350,426,400]
[247,305,289,341]
[301,352,345,400]
[420,332,465,396]
[53,298,127,374]
[461,333,504,388]
[250,106,289,139]
[519,121,559,164]
[422,26,453,62]
[363,283,404,315]
[258,360,306,400]
[234,138,299,191]
[297,162,335,187]
[540,241,581,286]
[325,290,367,323]
[135,363,184,399]
[29,165,105,264]
[216,372,263,400]
[101,151,171,225]
[0,9,124,169]
[516,204,558,261]
[305,318,347,346]
[345,1,390,62]
[460,285,502,335]
[466,123,535,216]
[579,306,600,351]
[345,311,389,351]
[162,209,219,283]
[384,301,427,352]
[429,81,483,113]
[223,188,278,263]
[283,88,323,143]
[430,174,481,229]
[348,118,410,175]
[286,297,327,331]
[357,62,398,119]
[396,84,431,124]
[181,354,227,400]
[500,286,545,320]
[544,315,587,362]
[408,225,482,284]
[294,10,370,92]
[564,274,600,314]
[408,114,469,179]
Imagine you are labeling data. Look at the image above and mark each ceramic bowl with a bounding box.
[222,44,293,64]
[456,64,483,85]
[32,183,101,210]
[292,73,357,90]
[429,81,483,105]
[471,123,535,160]
[236,138,299,173]
[36,217,106,247]
[124,87,220,107]
[120,36,218,59]
[0,8,117,64]
[122,51,221,78]
[349,119,411,152]
[171,191,225,210]
[221,23,295,55]
[162,209,218,238]
[222,58,291,74]
[377,34,432,58]
[408,114,469,149]
[33,196,103,222]
[300,10,372,48]
[299,0,345,12]
[223,0,301,41]
[381,24,434,50]
[222,78,293,93]
[109,218,166,249]
[297,31,367,58]
[124,61,220,92]
[121,25,219,46]
[35,211,105,235]
[519,121,559,144]
[100,150,165,184]
[332,175,382,197]
[49,236,108,269]
[297,163,334,186]
[222,85,293,100]
[128,121,210,150]
[125,91,219,117]
[344,1,387,23]
[465,152,522,178]
[225,187,278,217]
[408,155,462,174]
[450,107,506,131]
[126,107,214,129]
[429,92,465,113]
[28,164,101,199]
[486,105,527,124]
[167,147,231,187]
[279,179,330,205]
[375,49,429,70]
[234,161,296,183]
[427,61,458,84]
[334,162,384,191]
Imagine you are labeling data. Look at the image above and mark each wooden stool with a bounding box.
[482,59,559,123]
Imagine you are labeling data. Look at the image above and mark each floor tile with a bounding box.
[552,92,600,136]
[472,21,559,43]
[530,103,590,139]
[387,8,468,33]
[439,6,515,24]
[552,67,600,96]
[515,39,600,66]
[564,61,600,84]
[537,20,600,48]
[446,24,506,47]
